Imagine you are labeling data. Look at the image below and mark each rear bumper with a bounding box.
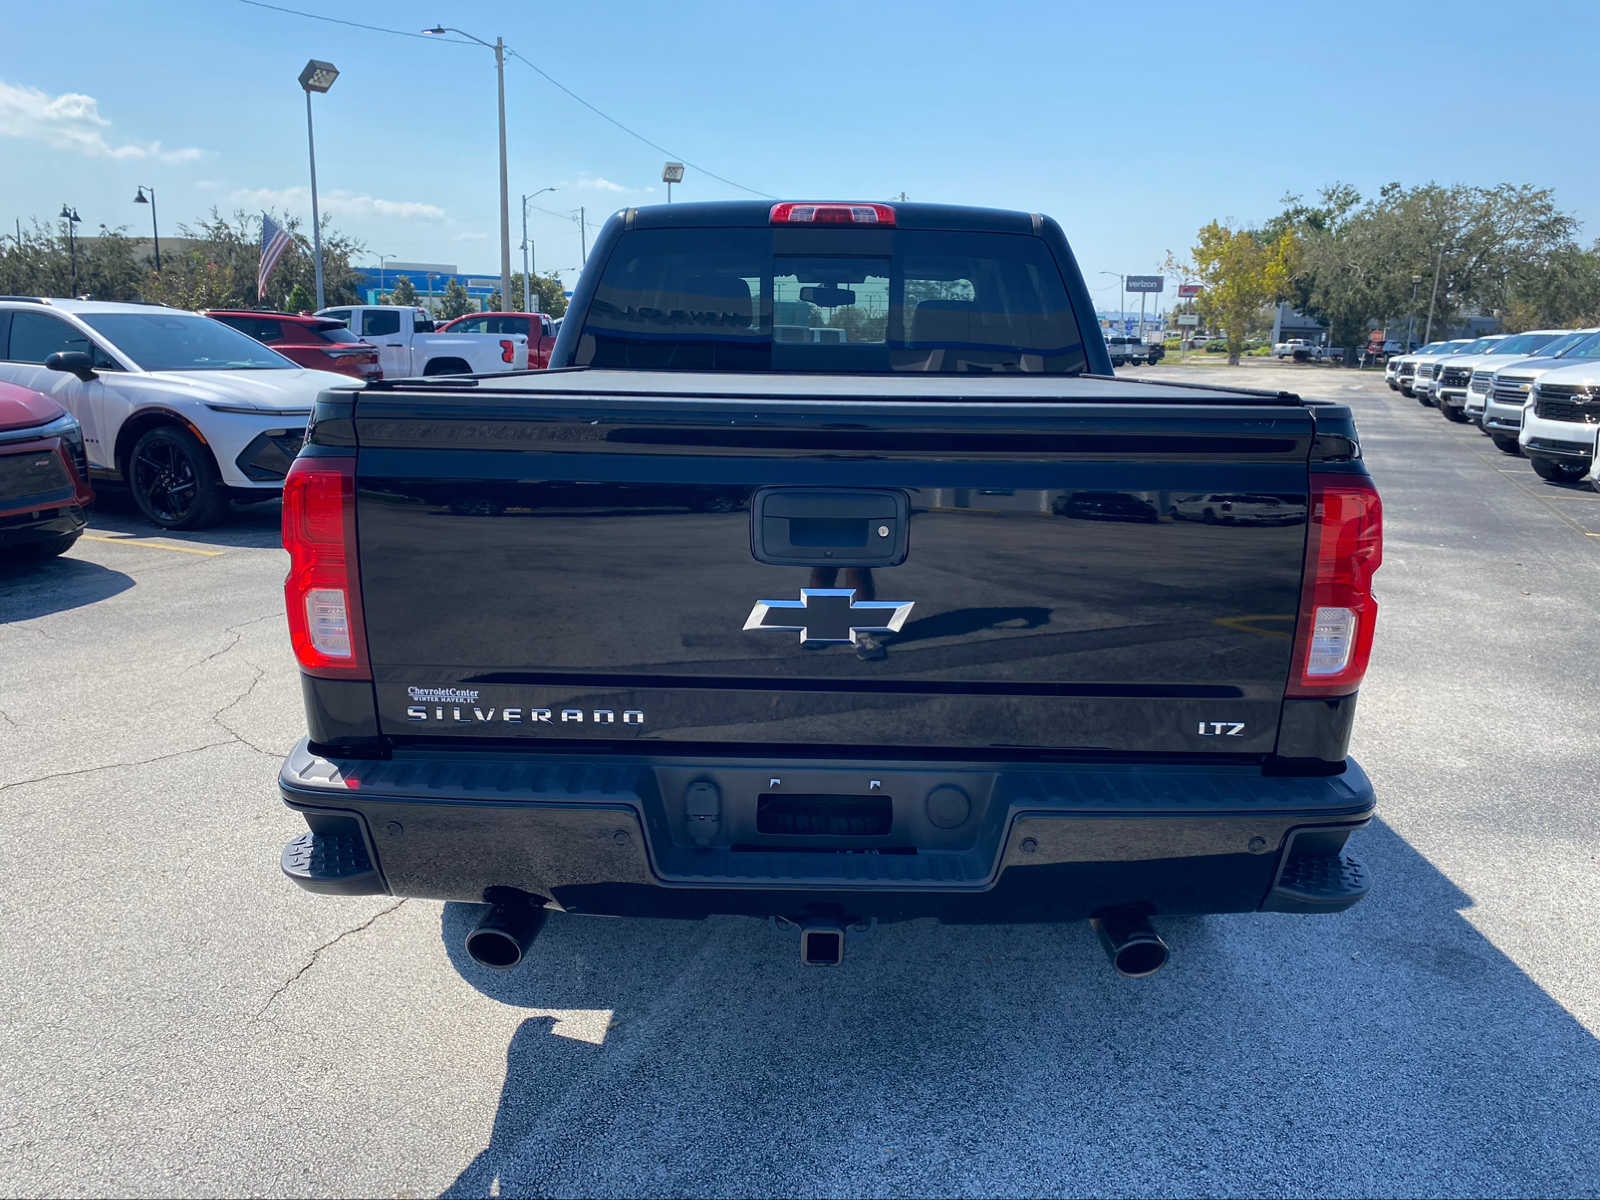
[278,741,1376,921]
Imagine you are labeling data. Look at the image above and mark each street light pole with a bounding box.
[1408,273,1421,350]
[133,186,160,271]
[426,27,513,311]
[1423,245,1445,345]
[1097,271,1125,332]
[520,187,556,312]
[59,205,80,294]
[298,60,340,311]
[378,253,396,297]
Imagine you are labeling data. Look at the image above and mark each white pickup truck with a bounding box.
[315,305,527,378]
[1273,339,1337,362]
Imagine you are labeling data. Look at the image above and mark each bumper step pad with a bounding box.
[280,828,387,896]
[1263,852,1368,913]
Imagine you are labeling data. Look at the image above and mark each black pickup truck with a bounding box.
[277,201,1382,976]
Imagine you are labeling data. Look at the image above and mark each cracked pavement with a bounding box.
[3,371,1600,1198]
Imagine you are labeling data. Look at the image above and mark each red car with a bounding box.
[437,311,557,369]
[203,311,383,381]
[0,380,93,559]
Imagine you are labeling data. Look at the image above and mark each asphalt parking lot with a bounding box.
[3,363,1598,1198]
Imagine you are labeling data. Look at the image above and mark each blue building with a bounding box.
[350,261,501,312]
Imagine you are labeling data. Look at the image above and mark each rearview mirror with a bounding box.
[45,350,97,381]
[800,285,856,309]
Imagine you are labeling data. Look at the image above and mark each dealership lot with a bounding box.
[2,365,1598,1197]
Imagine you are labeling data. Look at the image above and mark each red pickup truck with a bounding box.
[436,311,557,369]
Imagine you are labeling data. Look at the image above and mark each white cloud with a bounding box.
[229,186,446,221]
[0,79,204,164]
[561,175,629,194]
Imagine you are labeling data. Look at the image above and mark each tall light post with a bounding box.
[1098,270,1125,333]
[378,252,396,297]
[59,204,81,294]
[1407,273,1422,350]
[662,161,684,203]
[1423,245,1445,345]
[132,186,160,272]
[426,26,512,310]
[298,59,339,310]
[520,186,556,312]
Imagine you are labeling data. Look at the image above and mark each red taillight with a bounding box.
[500,339,515,364]
[1287,475,1382,697]
[282,455,369,679]
[769,202,895,226]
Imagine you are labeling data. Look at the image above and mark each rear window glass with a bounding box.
[313,323,363,344]
[574,227,1085,374]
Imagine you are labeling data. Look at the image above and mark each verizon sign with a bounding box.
[1126,275,1164,293]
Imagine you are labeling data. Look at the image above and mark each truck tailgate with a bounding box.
[352,383,1314,756]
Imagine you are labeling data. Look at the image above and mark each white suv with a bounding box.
[1519,345,1600,483]
[0,298,356,527]
[1397,340,1470,400]
[1438,331,1566,424]
[1420,335,1503,411]
[1480,329,1599,455]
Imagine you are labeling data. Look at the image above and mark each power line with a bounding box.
[234,0,774,199]
[503,49,773,199]
[236,0,472,43]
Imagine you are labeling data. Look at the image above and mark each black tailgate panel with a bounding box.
[355,394,1312,755]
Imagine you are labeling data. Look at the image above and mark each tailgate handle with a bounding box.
[751,487,909,566]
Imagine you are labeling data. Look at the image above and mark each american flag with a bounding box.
[257,213,293,299]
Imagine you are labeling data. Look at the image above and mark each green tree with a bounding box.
[284,282,316,314]
[1502,241,1600,330]
[1266,182,1579,348]
[1189,222,1298,364]
[517,272,568,318]
[485,289,503,311]
[136,209,364,311]
[0,220,145,301]
[387,275,419,306]
[440,278,475,319]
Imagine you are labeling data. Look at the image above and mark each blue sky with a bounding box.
[4,0,1599,308]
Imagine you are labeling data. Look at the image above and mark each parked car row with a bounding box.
[210,306,556,381]
[0,296,553,538]
[1387,328,1600,487]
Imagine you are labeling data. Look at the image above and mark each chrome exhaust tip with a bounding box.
[1091,911,1169,978]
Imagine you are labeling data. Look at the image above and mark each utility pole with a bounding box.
[425,28,512,311]
[579,207,588,266]
[1423,244,1445,344]
[494,37,511,308]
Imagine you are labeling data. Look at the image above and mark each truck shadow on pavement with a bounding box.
[0,553,133,623]
[437,818,1599,1197]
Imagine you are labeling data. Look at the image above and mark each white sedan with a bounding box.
[0,298,358,528]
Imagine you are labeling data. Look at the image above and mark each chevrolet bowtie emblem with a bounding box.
[743,588,914,646]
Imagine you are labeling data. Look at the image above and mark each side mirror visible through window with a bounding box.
[45,350,98,381]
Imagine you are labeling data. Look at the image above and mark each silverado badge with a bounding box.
[743,588,914,646]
